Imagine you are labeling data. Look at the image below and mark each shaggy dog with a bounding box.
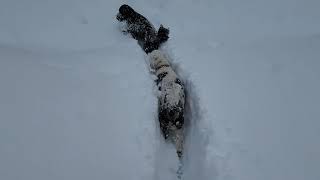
[116,4,169,53]
[148,50,185,157]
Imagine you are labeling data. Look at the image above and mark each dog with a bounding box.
[148,50,185,157]
[116,4,169,53]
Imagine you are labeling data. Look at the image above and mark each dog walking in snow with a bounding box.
[148,50,185,157]
[116,4,185,157]
[116,4,169,53]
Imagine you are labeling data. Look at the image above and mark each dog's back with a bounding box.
[148,50,185,157]
[149,50,185,131]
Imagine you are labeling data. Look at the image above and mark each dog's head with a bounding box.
[116,4,135,21]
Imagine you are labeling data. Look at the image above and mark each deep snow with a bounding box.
[1,0,320,180]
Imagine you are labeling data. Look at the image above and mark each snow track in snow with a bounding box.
[146,48,217,180]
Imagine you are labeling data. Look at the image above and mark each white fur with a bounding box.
[148,50,185,110]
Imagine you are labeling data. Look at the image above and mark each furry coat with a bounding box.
[116,4,169,53]
[148,50,185,139]
[148,50,185,157]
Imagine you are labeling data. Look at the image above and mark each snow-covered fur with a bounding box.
[148,50,185,157]
[116,4,169,53]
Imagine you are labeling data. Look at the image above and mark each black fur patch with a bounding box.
[158,105,184,139]
[175,78,182,86]
[155,72,168,85]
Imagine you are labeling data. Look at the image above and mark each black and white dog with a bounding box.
[116,5,185,157]
[116,4,169,53]
[148,50,185,157]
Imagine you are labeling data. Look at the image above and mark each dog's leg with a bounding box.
[174,112,184,129]
[160,121,169,139]
[174,128,184,158]
[159,108,169,139]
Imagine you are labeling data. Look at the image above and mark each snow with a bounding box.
[1,0,320,180]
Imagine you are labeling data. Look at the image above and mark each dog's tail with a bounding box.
[144,25,170,53]
[157,25,170,45]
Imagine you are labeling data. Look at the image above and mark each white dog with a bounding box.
[148,50,185,157]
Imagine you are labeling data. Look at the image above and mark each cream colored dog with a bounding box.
[148,50,185,157]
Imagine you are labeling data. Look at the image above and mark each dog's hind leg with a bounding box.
[159,108,170,139]
[160,121,169,139]
[169,125,184,158]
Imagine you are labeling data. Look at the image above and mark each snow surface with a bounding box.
[1,0,320,180]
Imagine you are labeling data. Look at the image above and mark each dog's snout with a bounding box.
[116,13,124,21]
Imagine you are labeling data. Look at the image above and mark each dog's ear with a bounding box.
[119,4,135,18]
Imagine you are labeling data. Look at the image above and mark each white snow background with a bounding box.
[0,0,320,180]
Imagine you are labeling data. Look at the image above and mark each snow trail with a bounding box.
[145,47,218,180]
